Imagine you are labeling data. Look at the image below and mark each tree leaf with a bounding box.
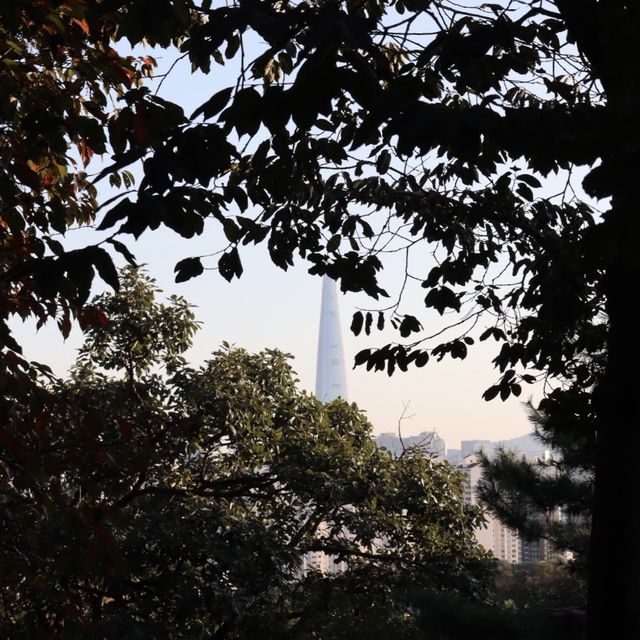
[353,348,370,366]
[351,311,364,336]
[376,149,391,174]
[517,174,542,188]
[424,287,461,314]
[218,248,243,281]
[327,234,341,253]
[399,315,422,337]
[107,239,137,266]
[174,257,204,283]
[482,385,500,401]
[90,247,119,291]
[98,198,134,231]
[365,311,373,335]
[414,351,429,367]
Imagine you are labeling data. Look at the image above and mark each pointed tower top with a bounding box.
[315,276,348,402]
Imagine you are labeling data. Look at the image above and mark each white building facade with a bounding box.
[315,276,348,402]
[302,276,350,575]
[458,454,521,563]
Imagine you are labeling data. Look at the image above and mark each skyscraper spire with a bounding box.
[315,275,348,401]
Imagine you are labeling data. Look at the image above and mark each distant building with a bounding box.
[520,538,549,562]
[459,453,521,563]
[315,276,348,402]
[458,452,566,564]
[461,440,491,459]
[445,448,461,466]
[302,552,347,574]
[494,525,520,564]
[375,431,446,459]
[459,454,496,553]
[303,277,350,575]
[301,521,348,575]
[300,514,374,576]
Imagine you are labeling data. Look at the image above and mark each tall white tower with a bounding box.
[315,275,348,401]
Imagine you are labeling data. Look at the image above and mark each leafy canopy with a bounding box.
[0,267,493,637]
[1,2,638,637]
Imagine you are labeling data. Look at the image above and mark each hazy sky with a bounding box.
[14,219,542,448]
[11,44,555,449]
[14,241,539,447]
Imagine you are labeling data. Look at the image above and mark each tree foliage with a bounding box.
[0,268,492,637]
[479,403,593,569]
[1,2,638,637]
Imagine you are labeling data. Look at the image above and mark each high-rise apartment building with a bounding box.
[458,453,521,563]
[458,454,497,553]
[458,450,565,564]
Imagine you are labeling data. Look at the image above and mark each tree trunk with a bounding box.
[588,225,640,638]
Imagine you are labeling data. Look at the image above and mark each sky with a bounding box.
[14,215,542,450]
[10,40,558,450]
[14,243,540,448]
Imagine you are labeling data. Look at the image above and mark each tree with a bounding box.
[0,8,194,603]
[0,2,636,637]
[111,6,629,635]
[491,562,587,640]
[0,0,189,330]
[478,403,593,570]
[1,267,493,637]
